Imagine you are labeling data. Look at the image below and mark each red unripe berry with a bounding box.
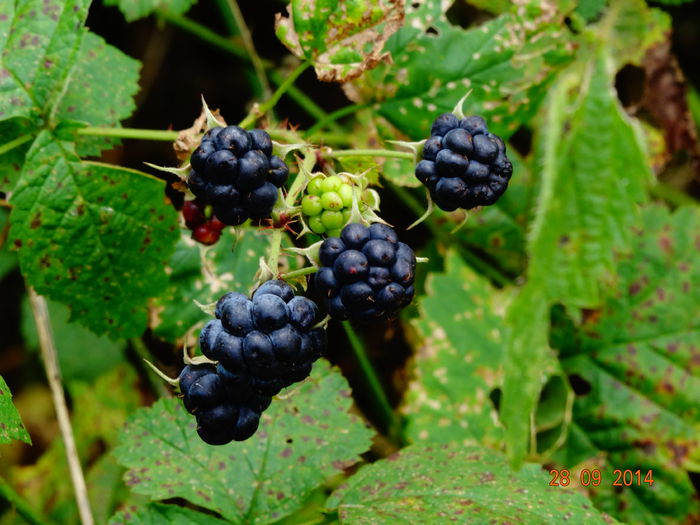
[209,216,226,232]
[183,200,205,229]
[192,224,220,245]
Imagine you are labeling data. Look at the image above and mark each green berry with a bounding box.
[307,177,324,196]
[321,175,343,193]
[342,209,351,224]
[301,195,323,216]
[309,216,326,234]
[338,184,353,208]
[321,191,343,211]
[326,228,342,238]
[321,210,344,230]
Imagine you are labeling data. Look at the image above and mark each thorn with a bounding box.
[143,359,179,386]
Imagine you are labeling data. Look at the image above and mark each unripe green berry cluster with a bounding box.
[301,174,372,237]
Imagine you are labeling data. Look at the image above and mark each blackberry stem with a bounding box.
[239,61,312,129]
[279,266,318,280]
[76,127,179,141]
[326,149,414,160]
[342,322,403,442]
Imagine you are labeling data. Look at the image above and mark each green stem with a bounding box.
[266,229,284,277]
[214,0,240,36]
[341,321,402,441]
[157,10,252,61]
[222,0,271,98]
[326,149,414,160]
[388,183,511,287]
[239,61,311,129]
[305,103,369,136]
[279,266,318,280]
[158,12,338,130]
[649,181,699,208]
[0,477,54,525]
[76,127,179,141]
[0,134,33,156]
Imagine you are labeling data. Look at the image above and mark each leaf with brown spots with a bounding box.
[551,205,700,524]
[114,360,373,524]
[346,1,575,141]
[9,131,179,338]
[275,0,404,82]
[328,444,617,524]
[0,375,31,445]
[109,503,229,524]
[401,250,505,448]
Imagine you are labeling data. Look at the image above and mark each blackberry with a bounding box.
[314,223,416,322]
[416,113,513,211]
[178,281,327,445]
[187,126,289,225]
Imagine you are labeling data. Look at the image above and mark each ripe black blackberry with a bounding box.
[314,223,415,322]
[415,113,513,211]
[178,280,327,445]
[187,126,289,226]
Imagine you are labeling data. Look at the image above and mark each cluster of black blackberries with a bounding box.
[178,280,327,445]
[315,223,415,322]
[415,113,512,211]
[187,126,289,225]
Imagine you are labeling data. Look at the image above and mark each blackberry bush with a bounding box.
[415,113,513,211]
[187,126,289,225]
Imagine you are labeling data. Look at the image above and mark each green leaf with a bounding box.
[349,4,575,140]
[574,0,607,22]
[275,0,405,82]
[0,0,91,124]
[402,251,504,447]
[151,228,269,343]
[552,205,700,524]
[103,0,197,22]
[0,375,31,445]
[0,208,17,282]
[55,32,141,156]
[21,297,126,383]
[528,54,650,308]
[9,131,179,338]
[114,360,373,524]
[327,444,618,524]
[109,503,229,525]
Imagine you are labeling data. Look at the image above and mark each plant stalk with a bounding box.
[341,321,401,441]
[326,149,414,160]
[279,266,318,280]
[0,477,55,525]
[239,61,311,129]
[28,288,94,525]
[223,0,271,98]
[0,134,33,156]
[76,127,179,141]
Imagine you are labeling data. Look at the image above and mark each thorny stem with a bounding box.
[279,266,318,280]
[223,0,272,99]
[28,289,94,525]
[76,127,179,141]
[342,322,403,442]
[239,61,312,129]
[0,477,55,525]
[266,228,284,277]
[326,149,414,161]
[0,134,33,156]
